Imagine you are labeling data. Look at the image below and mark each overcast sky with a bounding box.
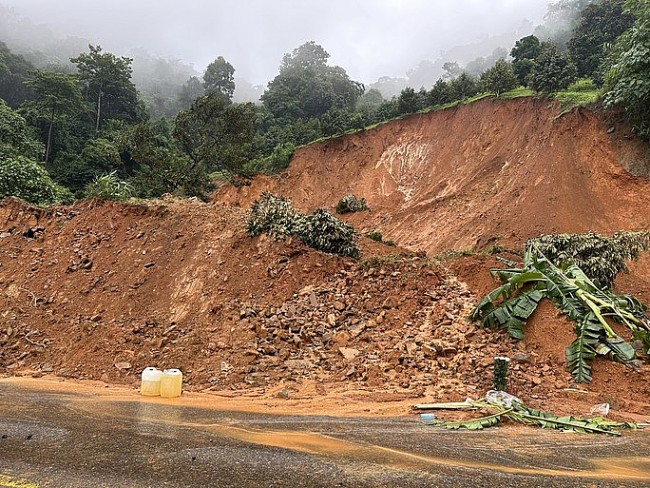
[1,0,550,84]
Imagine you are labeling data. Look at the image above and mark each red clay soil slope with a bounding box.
[1,98,650,419]
[219,97,650,254]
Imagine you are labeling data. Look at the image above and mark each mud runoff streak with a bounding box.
[1,384,649,487]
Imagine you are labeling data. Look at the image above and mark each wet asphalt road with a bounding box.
[0,383,649,488]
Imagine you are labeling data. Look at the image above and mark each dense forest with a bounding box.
[0,0,648,206]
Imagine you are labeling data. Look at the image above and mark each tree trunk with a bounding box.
[95,90,102,133]
[45,106,55,164]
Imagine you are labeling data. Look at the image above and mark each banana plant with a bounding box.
[471,247,650,383]
[416,398,639,435]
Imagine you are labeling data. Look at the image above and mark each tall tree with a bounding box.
[442,61,462,80]
[0,41,34,107]
[480,59,519,96]
[174,92,256,177]
[529,45,577,93]
[605,0,650,139]
[510,35,543,85]
[397,87,425,114]
[0,99,43,160]
[428,79,453,105]
[177,76,205,110]
[24,70,84,163]
[261,41,364,121]
[568,0,635,79]
[203,56,235,101]
[71,45,142,131]
[449,72,480,100]
[535,0,594,49]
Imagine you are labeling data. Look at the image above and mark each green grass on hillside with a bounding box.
[499,86,535,99]
[299,80,600,151]
[553,79,601,110]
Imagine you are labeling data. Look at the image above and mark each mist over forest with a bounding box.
[1,0,648,209]
[0,0,553,101]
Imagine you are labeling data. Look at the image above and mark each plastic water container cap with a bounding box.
[142,367,163,380]
[163,369,182,376]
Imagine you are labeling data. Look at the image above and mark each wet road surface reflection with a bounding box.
[1,383,649,487]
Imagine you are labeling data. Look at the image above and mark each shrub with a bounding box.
[527,231,650,288]
[0,155,72,205]
[247,192,302,239]
[84,171,134,201]
[246,142,295,175]
[529,47,577,94]
[336,194,369,214]
[296,209,360,259]
[247,193,360,258]
[367,230,383,242]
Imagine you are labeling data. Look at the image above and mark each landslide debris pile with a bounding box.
[217,260,507,396]
[219,97,650,255]
[2,97,650,414]
[0,197,586,404]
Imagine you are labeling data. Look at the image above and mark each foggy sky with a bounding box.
[1,0,550,84]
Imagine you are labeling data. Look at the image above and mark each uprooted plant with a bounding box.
[247,192,360,259]
[471,233,650,383]
[414,393,639,435]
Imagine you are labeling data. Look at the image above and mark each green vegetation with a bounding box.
[568,0,634,81]
[605,0,650,139]
[0,0,648,206]
[336,194,369,214]
[529,45,578,94]
[298,209,360,259]
[527,231,650,288]
[0,155,72,205]
[247,192,360,258]
[84,171,134,200]
[416,397,638,435]
[554,79,601,109]
[247,192,301,239]
[367,230,383,242]
[471,235,650,383]
[499,87,536,99]
[479,59,519,96]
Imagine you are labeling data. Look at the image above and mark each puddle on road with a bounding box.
[195,424,650,481]
[4,380,650,483]
[70,399,650,481]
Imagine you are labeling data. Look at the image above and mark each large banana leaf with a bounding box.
[479,289,544,339]
[565,315,601,383]
[511,404,625,435]
[427,409,511,430]
[471,247,650,383]
[601,336,637,366]
[423,398,637,435]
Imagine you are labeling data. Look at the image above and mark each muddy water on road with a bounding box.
[2,378,650,487]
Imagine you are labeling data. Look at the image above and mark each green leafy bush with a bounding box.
[526,232,650,288]
[84,171,134,201]
[367,230,383,242]
[246,142,296,175]
[336,194,369,214]
[247,193,360,258]
[247,192,302,239]
[604,0,650,140]
[297,209,360,259]
[0,155,72,205]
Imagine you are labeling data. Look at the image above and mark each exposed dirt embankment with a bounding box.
[2,98,650,418]
[219,98,650,254]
